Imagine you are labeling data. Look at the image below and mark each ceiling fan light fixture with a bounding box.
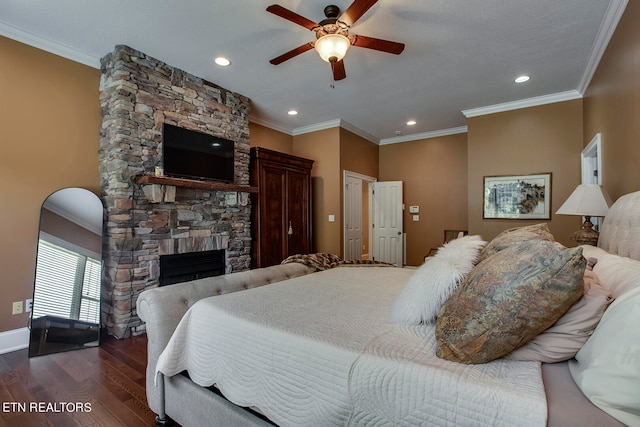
[315,33,350,63]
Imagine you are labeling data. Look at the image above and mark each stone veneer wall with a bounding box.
[99,45,252,338]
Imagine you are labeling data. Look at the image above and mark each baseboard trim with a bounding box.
[0,327,29,354]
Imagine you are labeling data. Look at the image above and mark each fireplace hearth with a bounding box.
[159,250,225,286]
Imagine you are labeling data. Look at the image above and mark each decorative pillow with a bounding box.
[568,252,640,426]
[505,269,612,363]
[436,239,586,364]
[476,223,554,264]
[390,235,486,324]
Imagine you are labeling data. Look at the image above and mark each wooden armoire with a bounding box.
[250,147,314,268]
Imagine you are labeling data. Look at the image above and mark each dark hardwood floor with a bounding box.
[0,334,157,426]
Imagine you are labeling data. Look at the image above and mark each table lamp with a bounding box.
[556,184,613,245]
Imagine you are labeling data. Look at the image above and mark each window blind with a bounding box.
[33,239,100,324]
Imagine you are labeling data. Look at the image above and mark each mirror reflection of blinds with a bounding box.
[79,258,101,324]
[33,240,100,324]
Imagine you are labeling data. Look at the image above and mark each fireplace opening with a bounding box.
[159,249,225,286]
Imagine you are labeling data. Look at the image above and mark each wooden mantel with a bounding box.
[136,175,258,193]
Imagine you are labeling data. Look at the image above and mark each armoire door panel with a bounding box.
[260,166,287,267]
[286,170,310,257]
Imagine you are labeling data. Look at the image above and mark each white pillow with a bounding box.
[581,244,640,299]
[569,288,640,426]
[569,251,640,426]
[505,270,612,363]
[390,235,486,324]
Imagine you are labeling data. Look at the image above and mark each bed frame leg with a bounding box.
[155,415,172,426]
[155,372,172,426]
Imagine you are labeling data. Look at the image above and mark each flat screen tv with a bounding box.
[162,123,235,183]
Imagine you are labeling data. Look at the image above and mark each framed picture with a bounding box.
[483,173,551,219]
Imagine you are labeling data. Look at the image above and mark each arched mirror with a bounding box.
[29,188,103,357]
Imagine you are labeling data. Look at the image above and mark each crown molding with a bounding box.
[290,119,342,136]
[252,117,468,146]
[461,90,582,118]
[0,20,100,69]
[379,126,468,145]
[577,0,628,94]
[249,116,294,135]
[337,120,379,144]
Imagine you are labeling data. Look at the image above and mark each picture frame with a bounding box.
[483,173,551,219]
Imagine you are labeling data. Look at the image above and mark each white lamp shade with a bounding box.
[556,184,613,217]
[314,34,350,63]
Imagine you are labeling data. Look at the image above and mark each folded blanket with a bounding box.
[282,253,392,272]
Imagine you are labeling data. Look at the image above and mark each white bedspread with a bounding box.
[156,267,547,426]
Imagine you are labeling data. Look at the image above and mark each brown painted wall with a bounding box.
[467,100,584,246]
[292,128,342,255]
[40,209,102,256]
[340,128,379,257]
[379,133,468,266]
[249,122,293,154]
[0,36,100,333]
[583,0,640,200]
[2,0,639,335]
[340,128,379,178]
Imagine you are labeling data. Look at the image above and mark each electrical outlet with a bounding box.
[12,301,23,315]
[26,299,33,313]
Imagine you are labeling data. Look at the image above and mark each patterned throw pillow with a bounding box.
[436,239,586,364]
[476,223,554,264]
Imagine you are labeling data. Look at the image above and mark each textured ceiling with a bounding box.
[0,0,625,143]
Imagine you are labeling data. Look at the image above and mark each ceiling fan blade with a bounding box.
[332,60,346,81]
[269,43,314,65]
[351,35,405,55]
[340,0,379,27]
[267,5,319,30]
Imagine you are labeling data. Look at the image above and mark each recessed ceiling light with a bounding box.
[406,120,417,126]
[214,56,231,67]
[288,110,298,116]
[515,75,530,83]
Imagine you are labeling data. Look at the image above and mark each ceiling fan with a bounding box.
[267,0,405,81]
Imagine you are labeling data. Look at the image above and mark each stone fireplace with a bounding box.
[99,45,252,338]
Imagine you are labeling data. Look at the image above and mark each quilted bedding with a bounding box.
[155,267,547,426]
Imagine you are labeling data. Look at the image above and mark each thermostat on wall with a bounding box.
[409,205,419,213]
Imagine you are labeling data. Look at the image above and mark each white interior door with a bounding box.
[345,175,363,260]
[372,181,403,266]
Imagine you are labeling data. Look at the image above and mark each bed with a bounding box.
[138,190,640,427]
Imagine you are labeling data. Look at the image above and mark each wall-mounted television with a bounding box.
[162,123,235,183]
